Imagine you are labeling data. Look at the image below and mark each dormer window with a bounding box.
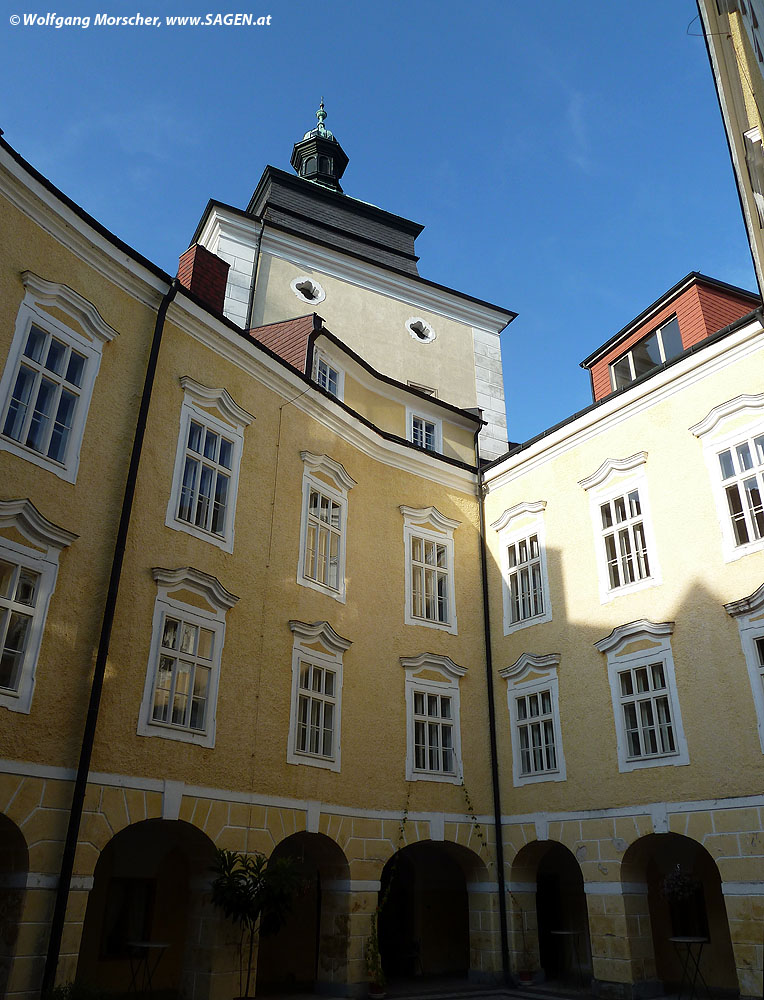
[610,316,683,390]
[319,155,333,174]
[406,317,436,344]
[303,155,317,177]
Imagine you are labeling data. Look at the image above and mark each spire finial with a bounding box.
[316,97,327,135]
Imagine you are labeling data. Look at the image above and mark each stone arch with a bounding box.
[378,839,497,984]
[509,839,591,986]
[76,818,228,998]
[620,832,737,992]
[0,813,29,997]
[256,831,351,995]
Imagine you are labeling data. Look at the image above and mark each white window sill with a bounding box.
[514,769,566,787]
[601,575,661,605]
[137,719,215,748]
[405,615,458,635]
[504,610,553,636]
[287,751,340,773]
[296,573,346,604]
[165,515,234,554]
[407,769,462,784]
[0,436,74,483]
[619,751,689,773]
[723,536,764,563]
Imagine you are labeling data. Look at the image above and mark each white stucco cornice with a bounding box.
[725,582,764,618]
[22,271,119,343]
[300,451,357,492]
[152,566,239,612]
[399,505,461,531]
[289,619,352,654]
[485,317,764,493]
[490,501,546,533]
[400,652,467,678]
[0,498,78,551]
[499,652,560,681]
[578,452,647,491]
[689,392,764,438]
[594,619,675,654]
[179,376,254,428]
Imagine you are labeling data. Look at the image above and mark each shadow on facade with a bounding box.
[0,814,27,996]
[76,819,221,997]
[256,831,350,995]
[621,832,737,994]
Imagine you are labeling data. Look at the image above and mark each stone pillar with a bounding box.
[587,882,659,999]
[5,877,63,998]
[507,882,539,980]
[467,882,502,983]
[180,876,238,1000]
[345,881,380,998]
[317,879,350,989]
[722,883,764,999]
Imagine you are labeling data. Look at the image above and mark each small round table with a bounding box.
[550,929,584,987]
[669,936,709,1000]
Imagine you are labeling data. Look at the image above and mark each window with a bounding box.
[407,381,437,397]
[312,349,343,399]
[137,566,238,747]
[401,506,460,633]
[595,620,688,772]
[610,316,683,390]
[744,126,764,227]
[0,272,118,482]
[690,393,764,561]
[579,453,661,603]
[166,377,252,553]
[298,452,356,603]
[406,408,442,454]
[288,620,351,772]
[501,653,565,786]
[0,499,77,714]
[290,275,326,305]
[725,581,764,753]
[405,317,436,343]
[492,502,552,634]
[401,653,465,783]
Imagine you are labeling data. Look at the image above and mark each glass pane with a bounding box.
[15,569,38,607]
[737,442,753,471]
[412,536,422,562]
[727,484,750,545]
[441,696,451,719]
[195,465,214,528]
[162,617,179,649]
[3,366,35,441]
[45,338,67,375]
[508,543,517,569]
[218,437,233,469]
[517,697,527,720]
[744,477,764,539]
[180,622,197,654]
[65,351,86,387]
[47,388,76,462]
[601,503,613,529]
[635,667,649,692]
[26,376,57,453]
[312,667,323,692]
[0,561,15,599]
[414,692,424,715]
[631,332,662,376]
[211,473,229,535]
[187,420,203,452]
[324,670,335,697]
[659,317,682,359]
[178,457,198,523]
[197,628,214,660]
[427,694,438,717]
[611,355,632,389]
[620,671,634,696]
[203,429,218,461]
[299,663,310,689]
[614,496,627,523]
[651,662,666,689]
[719,449,735,480]
[24,326,46,362]
[541,690,552,714]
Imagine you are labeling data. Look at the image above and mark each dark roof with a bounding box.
[486,305,763,471]
[579,271,761,369]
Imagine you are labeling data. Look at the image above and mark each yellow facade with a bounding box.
[1,122,764,1000]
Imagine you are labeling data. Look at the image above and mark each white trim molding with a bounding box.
[406,316,436,343]
[401,652,465,784]
[580,452,662,604]
[595,620,689,773]
[400,506,460,634]
[499,653,566,787]
[287,620,352,773]
[290,274,326,305]
[690,393,764,563]
[0,499,77,714]
[726,581,764,753]
[165,377,252,553]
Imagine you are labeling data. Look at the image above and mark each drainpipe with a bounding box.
[473,423,512,985]
[244,218,265,330]
[41,278,180,996]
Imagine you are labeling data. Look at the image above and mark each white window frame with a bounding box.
[579,452,662,604]
[290,275,326,305]
[166,377,253,554]
[405,317,436,343]
[725,582,764,753]
[500,652,566,787]
[0,499,77,714]
[406,405,442,454]
[690,393,764,562]
[401,653,465,784]
[491,502,552,635]
[0,272,118,483]
[609,315,682,391]
[297,452,356,603]
[595,620,689,773]
[400,506,460,634]
[137,566,238,748]
[287,620,351,772]
[312,349,344,400]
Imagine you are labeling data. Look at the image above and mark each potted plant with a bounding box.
[365,911,386,997]
[211,847,300,998]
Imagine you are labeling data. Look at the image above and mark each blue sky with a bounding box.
[0,0,756,443]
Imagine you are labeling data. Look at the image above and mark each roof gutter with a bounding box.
[41,278,180,995]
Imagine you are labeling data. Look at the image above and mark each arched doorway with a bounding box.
[77,819,218,995]
[0,814,28,996]
[510,840,591,986]
[378,840,482,985]
[255,832,350,995]
[621,833,737,992]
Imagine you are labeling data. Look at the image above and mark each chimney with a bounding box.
[177,244,230,315]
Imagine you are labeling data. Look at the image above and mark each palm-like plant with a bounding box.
[210,848,300,998]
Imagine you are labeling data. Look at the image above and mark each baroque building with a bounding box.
[0,102,763,1000]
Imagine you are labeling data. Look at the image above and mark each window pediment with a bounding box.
[21,271,118,344]
[152,566,238,614]
[690,393,764,440]
[499,652,560,682]
[0,498,77,553]
[594,619,674,654]
[300,451,356,492]
[400,652,466,679]
[178,376,253,430]
[579,452,647,492]
[289,619,352,656]
[399,505,460,532]
[491,501,546,533]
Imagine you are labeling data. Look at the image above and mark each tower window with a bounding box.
[406,317,436,343]
[290,276,326,305]
[319,156,333,173]
[303,155,317,176]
